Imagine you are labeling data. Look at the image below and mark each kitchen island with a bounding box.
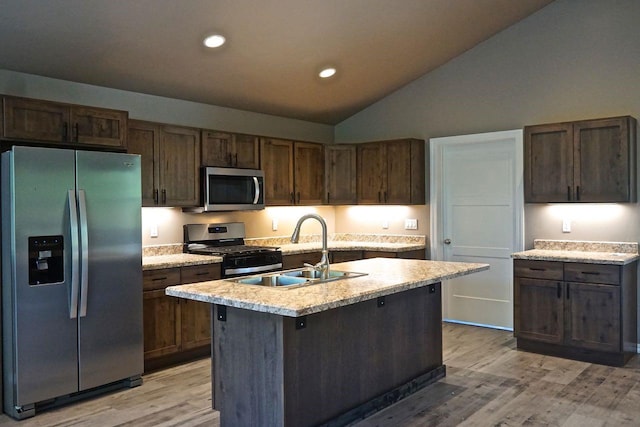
[166,258,488,426]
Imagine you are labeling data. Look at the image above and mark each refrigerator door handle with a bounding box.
[78,189,89,317]
[68,190,79,319]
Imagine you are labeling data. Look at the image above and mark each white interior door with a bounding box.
[430,130,523,330]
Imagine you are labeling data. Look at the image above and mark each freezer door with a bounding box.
[2,146,79,406]
[75,151,143,390]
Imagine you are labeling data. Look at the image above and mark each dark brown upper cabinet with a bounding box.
[201,130,260,169]
[325,144,357,205]
[2,96,128,150]
[260,138,324,206]
[524,116,637,203]
[128,120,200,207]
[357,138,425,205]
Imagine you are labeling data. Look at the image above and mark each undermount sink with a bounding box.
[230,268,367,289]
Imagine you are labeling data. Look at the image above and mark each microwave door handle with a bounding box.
[253,177,260,204]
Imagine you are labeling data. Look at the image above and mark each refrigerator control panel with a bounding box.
[28,235,64,285]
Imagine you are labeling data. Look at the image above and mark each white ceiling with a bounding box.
[0,0,554,125]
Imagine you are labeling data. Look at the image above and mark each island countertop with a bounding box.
[165,258,489,317]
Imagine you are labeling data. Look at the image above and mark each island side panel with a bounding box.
[212,305,285,427]
[283,284,443,426]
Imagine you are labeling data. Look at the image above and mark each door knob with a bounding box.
[444,239,452,245]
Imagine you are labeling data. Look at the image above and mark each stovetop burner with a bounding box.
[187,244,279,256]
[184,222,283,278]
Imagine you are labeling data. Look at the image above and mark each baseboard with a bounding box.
[443,318,513,332]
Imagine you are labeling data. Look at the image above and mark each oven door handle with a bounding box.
[225,263,283,277]
[253,177,260,204]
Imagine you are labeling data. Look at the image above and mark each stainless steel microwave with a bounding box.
[202,167,265,211]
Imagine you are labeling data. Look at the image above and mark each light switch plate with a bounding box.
[562,219,571,233]
[272,219,278,231]
[150,223,159,238]
[405,219,418,230]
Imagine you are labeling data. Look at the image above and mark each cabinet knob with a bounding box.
[444,239,452,245]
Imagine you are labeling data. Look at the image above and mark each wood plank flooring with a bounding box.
[0,323,638,426]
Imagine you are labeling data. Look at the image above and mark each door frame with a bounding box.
[429,129,525,329]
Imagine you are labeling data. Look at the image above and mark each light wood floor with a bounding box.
[0,323,638,426]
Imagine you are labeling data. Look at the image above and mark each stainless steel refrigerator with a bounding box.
[1,146,143,419]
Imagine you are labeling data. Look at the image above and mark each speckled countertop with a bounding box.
[165,258,488,317]
[511,239,639,265]
[143,233,427,271]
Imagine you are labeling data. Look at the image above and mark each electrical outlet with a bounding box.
[272,219,278,231]
[404,219,418,230]
[382,219,389,229]
[150,224,159,238]
[562,219,571,233]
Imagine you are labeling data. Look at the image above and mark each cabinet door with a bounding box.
[294,142,324,205]
[71,107,127,149]
[524,123,574,202]
[201,130,234,167]
[566,282,621,352]
[233,133,260,169]
[325,145,357,204]
[260,138,294,205]
[159,125,201,206]
[514,277,564,344]
[386,140,412,204]
[181,299,212,350]
[2,96,70,143]
[128,120,160,206]
[357,142,386,204]
[330,250,362,263]
[143,289,182,359]
[409,139,426,204]
[283,252,322,269]
[574,117,635,202]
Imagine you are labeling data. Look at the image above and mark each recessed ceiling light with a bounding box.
[319,67,336,78]
[203,34,226,48]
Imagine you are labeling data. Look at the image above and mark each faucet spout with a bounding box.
[291,214,329,279]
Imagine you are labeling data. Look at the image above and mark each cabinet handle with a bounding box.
[195,272,209,276]
[581,271,600,275]
[228,153,233,165]
[567,186,571,201]
[162,189,167,205]
[327,192,331,204]
[153,189,159,205]
[73,123,79,142]
[152,276,168,281]
[384,191,387,203]
[576,186,581,201]
[62,122,68,141]
[529,267,546,271]
[290,192,295,204]
[296,192,300,204]
[566,284,570,299]
[557,282,561,298]
[234,153,238,166]
[378,191,382,203]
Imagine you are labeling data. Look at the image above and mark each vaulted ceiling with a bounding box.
[0,0,554,124]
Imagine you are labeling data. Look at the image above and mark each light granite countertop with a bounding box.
[511,239,640,265]
[143,234,427,270]
[165,258,489,317]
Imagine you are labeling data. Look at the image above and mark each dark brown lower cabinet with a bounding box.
[212,284,443,427]
[514,259,637,366]
[283,248,426,269]
[143,263,221,371]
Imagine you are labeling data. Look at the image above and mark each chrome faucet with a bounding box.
[291,213,330,279]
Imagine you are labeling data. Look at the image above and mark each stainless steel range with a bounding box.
[184,223,282,278]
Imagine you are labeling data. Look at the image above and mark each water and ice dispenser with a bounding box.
[28,235,64,285]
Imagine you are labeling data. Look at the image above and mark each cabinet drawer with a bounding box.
[181,264,221,284]
[143,268,181,291]
[564,263,620,285]
[513,260,563,280]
